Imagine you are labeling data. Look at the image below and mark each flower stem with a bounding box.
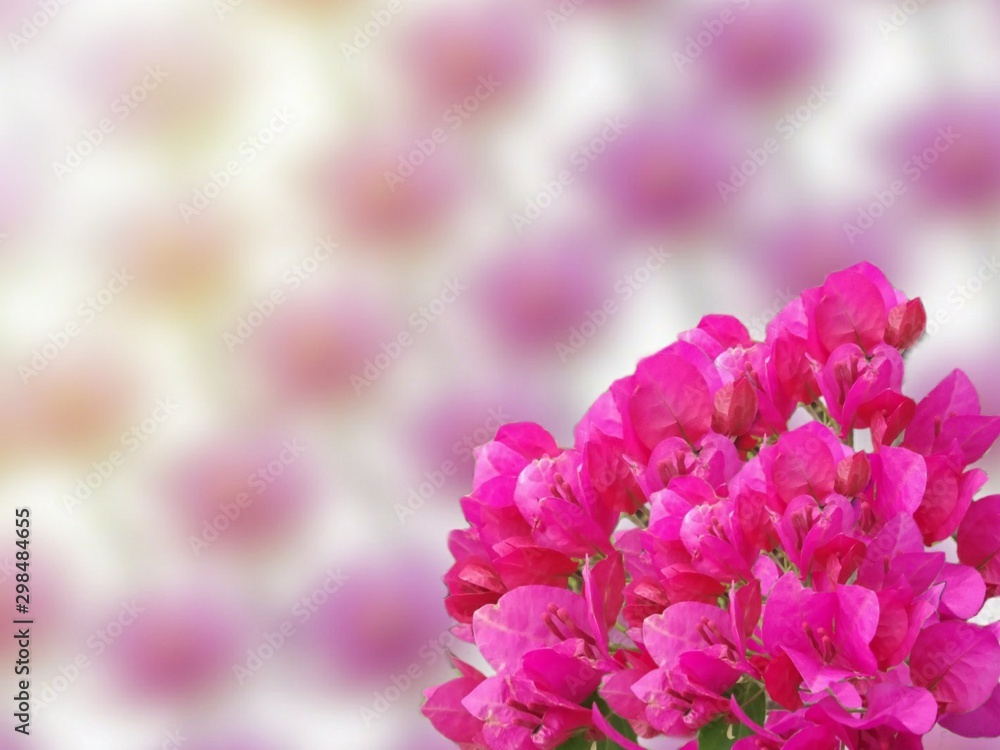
[804,400,834,427]
[628,507,650,529]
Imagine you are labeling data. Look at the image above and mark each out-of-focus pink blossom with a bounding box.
[473,230,613,353]
[167,432,313,552]
[406,386,555,494]
[301,557,452,685]
[21,343,141,457]
[248,289,391,403]
[400,3,540,116]
[747,211,894,298]
[691,1,829,99]
[315,136,463,247]
[109,593,243,700]
[110,214,238,310]
[0,143,44,246]
[891,99,1000,215]
[588,113,735,235]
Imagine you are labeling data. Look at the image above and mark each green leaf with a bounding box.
[734,680,766,727]
[556,736,594,750]
[555,739,629,750]
[698,716,756,750]
[556,696,636,749]
[696,680,766,750]
[593,696,639,742]
[556,692,636,750]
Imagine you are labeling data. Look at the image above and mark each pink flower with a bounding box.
[958,495,1000,597]
[904,369,1000,464]
[613,343,718,461]
[911,622,1000,715]
[422,657,488,747]
[758,423,844,510]
[515,450,617,559]
[940,685,1000,739]
[464,576,621,748]
[762,574,879,694]
[800,262,915,361]
[816,343,905,438]
[423,263,1000,749]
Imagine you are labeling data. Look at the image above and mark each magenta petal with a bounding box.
[496,421,559,458]
[584,431,644,515]
[958,495,1000,596]
[834,585,880,673]
[939,563,987,620]
[916,458,987,545]
[810,683,936,735]
[872,447,926,521]
[423,674,486,743]
[590,704,646,750]
[941,684,1000,738]
[762,574,828,655]
[905,369,982,455]
[473,586,590,671]
[866,683,938,734]
[850,261,906,310]
[473,444,529,492]
[783,726,841,750]
[698,313,753,349]
[911,621,1000,714]
[584,553,626,637]
[809,268,888,355]
[857,512,924,588]
[629,349,713,450]
[521,646,602,703]
[678,650,742,694]
[575,389,622,445]
[886,298,927,350]
[713,376,759,437]
[889,552,946,595]
[600,668,652,725]
[493,546,578,588]
[763,424,837,506]
[461,674,506,723]
[643,601,734,669]
[936,415,1000,464]
[835,451,872,498]
[534,496,614,557]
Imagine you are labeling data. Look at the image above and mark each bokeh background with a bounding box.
[2,0,1000,747]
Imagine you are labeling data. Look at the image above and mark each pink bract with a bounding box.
[422,263,1000,749]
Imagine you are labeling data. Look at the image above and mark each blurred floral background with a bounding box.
[2,0,1000,748]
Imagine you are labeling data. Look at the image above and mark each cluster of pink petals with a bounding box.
[422,263,1000,750]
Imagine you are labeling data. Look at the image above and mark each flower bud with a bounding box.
[886,298,927,350]
[835,451,871,497]
[712,376,758,436]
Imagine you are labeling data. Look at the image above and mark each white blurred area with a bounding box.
[1,0,1000,748]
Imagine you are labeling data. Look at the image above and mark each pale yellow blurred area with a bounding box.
[1,0,1000,748]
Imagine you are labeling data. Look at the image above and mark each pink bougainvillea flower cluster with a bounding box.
[422,263,1000,750]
